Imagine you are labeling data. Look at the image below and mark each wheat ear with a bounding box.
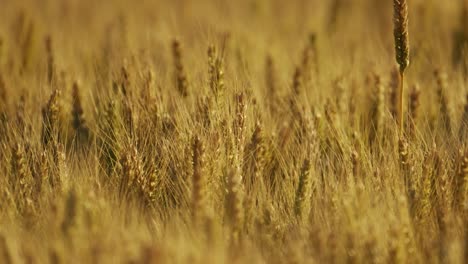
[393,0,409,137]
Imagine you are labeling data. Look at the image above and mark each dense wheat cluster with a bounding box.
[0,0,467,263]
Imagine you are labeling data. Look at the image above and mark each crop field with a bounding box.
[0,0,467,263]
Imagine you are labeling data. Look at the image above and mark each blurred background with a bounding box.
[0,0,466,101]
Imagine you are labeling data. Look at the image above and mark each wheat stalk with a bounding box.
[45,36,55,84]
[103,100,120,177]
[118,144,142,201]
[42,89,61,146]
[246,122,266,191]
[71,81,90,145]
[294,158,312,222]
[460,149,468,211]
[292,67,302,96]
[11,142,32,212]
[434,70,452,134]
[208,44,224,101]
[393,0,410,137]
[226,166,244,239]
[389,68,399,120]
[37,150,48,194]
[172,39,189,97]
[234,92,247,155]
[137,166,158,206]
[52,142,66,191]
[192,136,207,224]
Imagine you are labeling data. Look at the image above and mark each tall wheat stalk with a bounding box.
[393,0,410,137]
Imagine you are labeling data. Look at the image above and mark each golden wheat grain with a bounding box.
[398,137,409,168]
[11,142,32,211]
[434,70,452,134]
[119,144,141,200]
[246,122,266,190]
[419,151,434,223]
[42,89,61,146]
[437,168,452,230]
[51,142,66,191]
[393,0,410,72]
[197,96,212,128]
[234,92,247,154]
[292,66,302,96]
[172,39,189,97]
[37,150,48,195]
[208,44,224,100]
[351,149,360,180]
[294,158,312,222]
[137,169,158,206]
[191,136,207,224]
[460,149,468,210]
[71,81,90,144]
[226,165,244,239]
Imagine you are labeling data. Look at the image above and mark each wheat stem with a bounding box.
[399,71,404,137]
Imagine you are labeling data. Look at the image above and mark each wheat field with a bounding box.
[0,0,467,263]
